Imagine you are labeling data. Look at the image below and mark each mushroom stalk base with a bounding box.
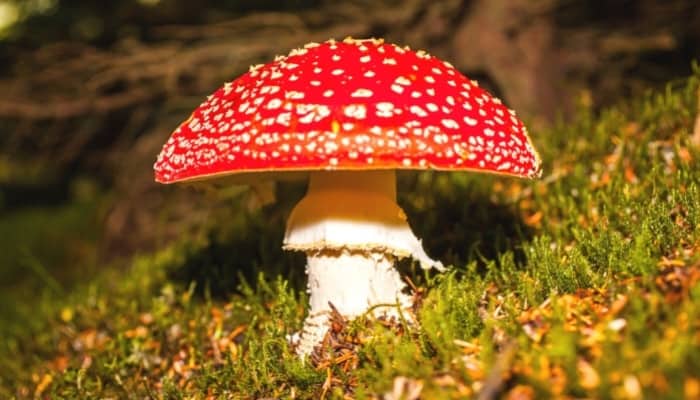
[284,170,443,357]
[296,251,411,357]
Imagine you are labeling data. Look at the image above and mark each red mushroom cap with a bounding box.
[154,38,541,183]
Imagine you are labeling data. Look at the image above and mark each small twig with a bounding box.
[477,341,517,400]
[320,367,332,400]
[209,336,223,365]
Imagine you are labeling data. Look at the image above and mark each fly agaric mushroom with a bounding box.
[154,38,541,356]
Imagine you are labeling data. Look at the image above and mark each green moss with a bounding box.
[2,68,700,399]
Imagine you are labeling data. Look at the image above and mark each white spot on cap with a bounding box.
[395,76,411,86]
[351,88,373,98]
[497,162,512,171]
[286,91,304,100]
[344,104,367,119]
[464,116,477,126]
[266,98,282,110]
[276,112,291,125]
[391,84,404,94]
[324,141,339,153]
[433,133,448,144]
[441,119,459,129]
[410,105,428,117]
[289,47,308,57]
[360,55,371,63]
[376,102,395,118]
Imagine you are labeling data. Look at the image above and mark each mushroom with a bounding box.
[154,38,542,356]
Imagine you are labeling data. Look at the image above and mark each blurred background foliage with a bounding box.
[0,0,698,337]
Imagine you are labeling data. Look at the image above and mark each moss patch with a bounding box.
[2,69,700,399]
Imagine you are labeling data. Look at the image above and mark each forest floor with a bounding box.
[1,69,699,399]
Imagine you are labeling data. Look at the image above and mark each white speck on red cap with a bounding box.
[154,38,542,183]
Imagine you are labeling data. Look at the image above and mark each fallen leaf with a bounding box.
[685,377,700,399]
[623,375,642,399]
[608,318,627,332]
[577,359,600,390]
[506,384,535,400]
[34,374,52,398]
[385,376,423,400]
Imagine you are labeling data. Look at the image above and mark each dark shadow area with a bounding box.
[0,180,71,211]
[552,0,700,106]
[399,172,534,271]
[166,181,307,299]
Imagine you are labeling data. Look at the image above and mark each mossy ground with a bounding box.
[2,69,700,399]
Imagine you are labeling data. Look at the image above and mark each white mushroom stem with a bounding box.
[284,170,444,356]
[296,251,408,356]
